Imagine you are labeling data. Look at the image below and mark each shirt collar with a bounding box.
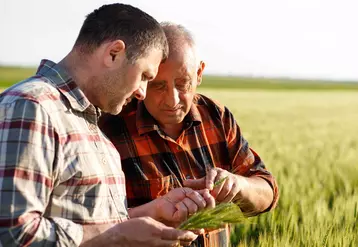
[185,95,203,124]
[36,59,93,113]
[136,101,159,135]
[136,97,202,136]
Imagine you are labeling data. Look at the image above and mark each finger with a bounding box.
[174,201,189,222]
[168,187,187,201]
[198,189,215,209]
[179,229,203,246]
[185,190,207,209]
[181,197,199,215]
[161,227,198,241]
[211,172,227,199]
[206,169,218,190]
[215,177,234,202]
[150,239,186,247]
[183,177,206,190]
[152,239,179,247]
[191,228,205,235]
[222,181,240,203]
[180,240,194,247]
[172,241,181,247]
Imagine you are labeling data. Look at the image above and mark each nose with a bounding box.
[134,81,148,100]
[165,87,180,108]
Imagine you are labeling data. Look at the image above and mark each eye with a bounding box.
[176,82,192,92]
[141,74,149,81]
[148,81,166,91]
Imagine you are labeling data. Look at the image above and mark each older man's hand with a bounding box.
[183,168,249,203]
[153,187,215,227]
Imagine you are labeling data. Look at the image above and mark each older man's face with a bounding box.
[144,44,202,126]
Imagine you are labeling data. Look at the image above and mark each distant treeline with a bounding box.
[202,76,358,90]
[1,66,358,90]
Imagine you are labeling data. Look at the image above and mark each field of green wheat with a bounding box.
[1,67,357,246]
[199,89,358,247]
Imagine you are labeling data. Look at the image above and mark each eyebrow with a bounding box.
[144,70,156,81]
[174,76,191,83]
[150,80,166,84]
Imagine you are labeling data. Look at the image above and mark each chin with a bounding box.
[162,116,185,125]
[113,107,123,115]
[105,105,123,115]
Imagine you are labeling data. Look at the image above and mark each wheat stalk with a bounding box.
[178,202,246,230]
[177,167,252,230]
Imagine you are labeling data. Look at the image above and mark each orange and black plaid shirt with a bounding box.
[99,94,279,247]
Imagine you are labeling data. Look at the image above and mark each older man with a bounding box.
[0,6,205,247]
[99,23,279,246]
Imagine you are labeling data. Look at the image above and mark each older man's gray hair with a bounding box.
[160,22,200,67]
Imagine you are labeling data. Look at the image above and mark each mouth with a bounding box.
[123,97,133,106]
[162,107,182,112]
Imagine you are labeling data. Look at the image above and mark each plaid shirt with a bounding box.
[99,95,279,247]
[0,60,128,246]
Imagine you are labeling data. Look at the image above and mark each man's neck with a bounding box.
[58,51,99,106]
[160,122,184,141]
[58,51,89,87]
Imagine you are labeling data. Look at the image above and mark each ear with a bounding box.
[196,61,206,86]
[103,40,126,68]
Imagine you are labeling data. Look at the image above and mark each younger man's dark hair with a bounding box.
[75,3,168,62]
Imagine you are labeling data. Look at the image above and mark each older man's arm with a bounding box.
[196,167,275,215]
[234,175,275,214]
[183,167,275,215]
[184,106,279,215]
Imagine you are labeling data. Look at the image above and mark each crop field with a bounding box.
[200,89,358,247]
[1,67,357,246]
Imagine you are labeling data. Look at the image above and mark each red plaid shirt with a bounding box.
[99,94,279,247]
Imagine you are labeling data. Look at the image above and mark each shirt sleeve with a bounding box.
[221,106,279,211]
[0,99,83,246]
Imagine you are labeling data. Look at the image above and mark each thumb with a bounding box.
[205,169,218,191]
[161,226,198,241]
[183,177,206,190]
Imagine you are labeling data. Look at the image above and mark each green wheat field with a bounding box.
[1,66,358,246]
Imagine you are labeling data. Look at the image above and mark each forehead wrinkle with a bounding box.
[168,47,197,76]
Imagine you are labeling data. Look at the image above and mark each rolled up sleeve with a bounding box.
[222,106,279,211]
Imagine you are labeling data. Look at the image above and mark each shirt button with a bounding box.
[176,146,181,151]
[186,175,191,179]
[205,233,209,238]
[89,123,97,132]
[102,157,107,164]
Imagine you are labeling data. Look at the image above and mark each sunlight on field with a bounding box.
[1,76,356,246]
[199,89,358,247]
[0,67,36,88]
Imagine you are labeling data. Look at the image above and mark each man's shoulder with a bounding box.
[194,93,227,117]
[0,76,60,106]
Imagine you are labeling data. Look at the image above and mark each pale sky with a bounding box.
[1,0,358,80]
